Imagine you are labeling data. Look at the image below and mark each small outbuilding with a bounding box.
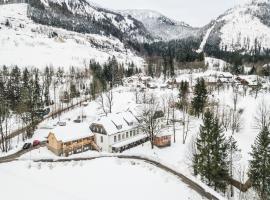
[154,132,172,148]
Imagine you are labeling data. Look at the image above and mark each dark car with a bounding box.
[73,119,81,123]
[43,108,50,115]
[35,108,51,119]
[22,143,31,150]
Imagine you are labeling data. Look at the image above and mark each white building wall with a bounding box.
[95,133,110,152]
[94,127,143,153]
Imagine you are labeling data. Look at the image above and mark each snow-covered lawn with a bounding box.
[0,158,203,200]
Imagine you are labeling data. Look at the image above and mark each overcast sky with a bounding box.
[91,0,249,26]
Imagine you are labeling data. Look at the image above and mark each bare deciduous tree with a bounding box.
[139,94,162,149]
[98,89,113,116]
[253,100,270,130]
[182,111,193,144]
[220,107,231,131]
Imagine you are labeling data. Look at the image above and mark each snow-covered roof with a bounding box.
[50,122,93,142]
[140,76,152,81]
[91,111,139,135]
[175,77,190,83]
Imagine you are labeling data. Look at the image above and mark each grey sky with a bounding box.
[91,0,249,26]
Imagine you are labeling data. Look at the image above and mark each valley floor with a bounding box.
[0,57,267,200]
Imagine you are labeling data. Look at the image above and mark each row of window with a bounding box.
[113,129,140,143]
[99,129,140,144]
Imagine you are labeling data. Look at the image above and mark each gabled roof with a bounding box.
[91,111,139,135]
[50,122,93,142]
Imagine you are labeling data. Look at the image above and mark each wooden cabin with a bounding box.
[47,123,98,156]
[154,133,172,148]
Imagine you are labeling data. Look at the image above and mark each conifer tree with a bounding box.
[192,78,207,117]
[7,66,21,110]
[249,126,270,200]
[22,68,30,89]
[193,110,229,192]
[19,68,31,130]
[178,81,189,111]
[44,66,53,106]
[33,69,43,110]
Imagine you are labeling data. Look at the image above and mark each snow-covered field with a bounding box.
[0,4,144,69]
[0,158,203,200]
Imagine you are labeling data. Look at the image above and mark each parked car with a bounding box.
[33,140,40,147]
[35,108,51,119]
[58,121,66,126]
[22,143,31,150]
[43,108,50,115]
[73,119,81,123]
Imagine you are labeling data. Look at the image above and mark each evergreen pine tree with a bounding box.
[249,126,270,200]
[22,68,30,89]
[193,110,229,192]
[192,78,208,117]
[7,66,21,110]
[70,83,78,99]
[178,81,189,110]
[44,66,53,106]
[211,117,230,192]
[32,69,43,115]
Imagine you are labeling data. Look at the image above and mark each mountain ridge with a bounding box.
[203,0,270,55]
[120,9,203,41]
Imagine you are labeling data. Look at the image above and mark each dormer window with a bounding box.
[117,125,122,130]
[111,120,122,130]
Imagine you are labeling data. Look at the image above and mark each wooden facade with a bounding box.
[153,135,171,148]
[47,133,96,156]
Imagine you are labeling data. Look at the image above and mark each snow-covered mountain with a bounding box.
[0,3,144,69]
[120,9,203,41]
[27,0,153,43]
[203,0,270,54]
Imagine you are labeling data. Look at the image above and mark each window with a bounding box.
[114,136,117,142]
[137,129,139,135]
[126,132,129,138]
[122,134,125,140]
[133,130,135,135]
[130,131,132,137]
[100,136,103,143]
[118,135,121,141]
